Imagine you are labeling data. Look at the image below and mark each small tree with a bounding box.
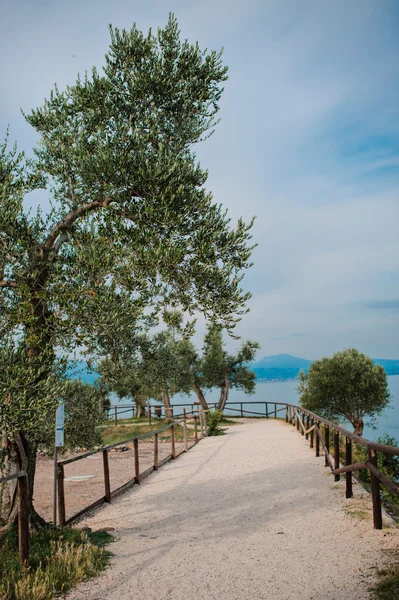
[201,324,260,411]
[298,348,390,436]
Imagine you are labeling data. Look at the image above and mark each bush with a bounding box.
[207,410,225,436]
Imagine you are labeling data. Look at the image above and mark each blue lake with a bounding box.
[110,375,399,443]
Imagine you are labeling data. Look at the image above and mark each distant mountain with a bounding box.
[252,354,311,370]
[251,354,399,381]
[66,355,399,387]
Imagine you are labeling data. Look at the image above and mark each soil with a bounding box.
[34,438,185,523]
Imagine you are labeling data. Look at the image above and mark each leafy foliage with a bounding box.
[201,324,260,410]
[298,348,390,435]
[206,410,225,436]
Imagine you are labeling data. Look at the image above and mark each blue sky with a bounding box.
[1,0,398,359]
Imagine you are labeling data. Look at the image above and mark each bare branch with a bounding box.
[0,280,17,289]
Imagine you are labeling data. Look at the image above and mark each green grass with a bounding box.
[0,526,113,600]
[372,564,399,599]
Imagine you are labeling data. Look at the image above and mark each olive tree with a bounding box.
[201,324,260,411]
[0,15,255,528]
[298,348,390,436]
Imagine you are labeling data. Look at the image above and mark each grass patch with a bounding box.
[372,565,399,599]
[102,419,194,446]
[0,526,113,600]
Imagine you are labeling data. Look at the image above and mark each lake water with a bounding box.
[111,375,399,443]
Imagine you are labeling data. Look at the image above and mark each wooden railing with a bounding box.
[223,401,398,530]
[104,399,398,530]
[0,471,29,564]
[285,403,399,530]
[56,410,205,526]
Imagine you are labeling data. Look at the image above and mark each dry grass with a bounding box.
[0,527,112,600]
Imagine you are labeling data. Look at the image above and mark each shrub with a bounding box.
[207,410,225,436]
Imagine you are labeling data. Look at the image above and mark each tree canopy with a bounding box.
[298,348,390,436]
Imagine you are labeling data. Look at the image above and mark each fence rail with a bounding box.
[106,400,398,530]
[3,399,396,568]
[56,410,204,526]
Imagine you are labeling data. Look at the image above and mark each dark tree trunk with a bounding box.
[0,432,45,533]
[192,383,208,411]
[217,370,230,411]
[353,419,364,436]
[162,390,173,420]
[0,434,19,532]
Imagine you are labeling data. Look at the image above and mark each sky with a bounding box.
[1,0,398,360]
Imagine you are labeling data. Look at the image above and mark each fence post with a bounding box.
[296,412,299,432]
[103,450,111,503]
[345,437,352,498]
[203,410,207,436]
[241,403,244,417]
[310,418,314,448]
[114,405,118,427]
[148,406,151,426]
[17,474,29,566]
[285,406,288,423]
[300,411,304,436]
[194,416,198,443]
[199,412,204,438]
[315,421,320,457]
[171,425,176,459]
[368,448,382,530]
[274,403,277,418]
[334,430,340,481]
[57,464,66,525]
[265,403,269,418]
[134,438,140,484]
[183,415,188,452]
[154,433,159,469]
[305,415,310,440]
[324,425,330,467]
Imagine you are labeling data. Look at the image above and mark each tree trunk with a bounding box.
[0,434,19,531]
[162,390,173,420]
[353,419,364,436]
[217,370,230,411]
[135,403,147,418]
[0,432,44,533]
[192,383,208,411]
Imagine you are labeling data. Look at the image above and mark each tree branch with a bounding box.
[0,280,17,289]
[43,198,114,251]
[43,189,143,253]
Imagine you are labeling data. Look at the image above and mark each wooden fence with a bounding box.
[224,401,399,530]
[56,410,205,526]
[3,400,397,565]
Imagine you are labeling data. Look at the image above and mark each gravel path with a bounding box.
[68,420,397,600]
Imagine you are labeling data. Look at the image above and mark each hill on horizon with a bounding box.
[251,354,399,378]
[252,354,311,369]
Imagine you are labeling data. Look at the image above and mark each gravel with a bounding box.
[67,419,398,600]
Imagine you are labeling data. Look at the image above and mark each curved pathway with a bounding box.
[68,420,397,600]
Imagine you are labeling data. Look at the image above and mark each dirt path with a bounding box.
[68,420,397,600]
